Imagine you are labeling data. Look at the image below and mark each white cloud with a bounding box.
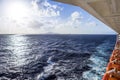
[70,13,98,28]
[24,0,62,32]
[85,21,97,27]
[31,0,60,17]
[52,11,105,34]
[52,11,84,34]
[0,0,62,34]
[67,11,83,28]
[71,11,83,21]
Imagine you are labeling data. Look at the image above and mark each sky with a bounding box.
[0,0,117,34]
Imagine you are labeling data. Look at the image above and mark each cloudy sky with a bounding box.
[0,0,117,34]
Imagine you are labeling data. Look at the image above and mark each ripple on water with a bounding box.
[0,35,116,80]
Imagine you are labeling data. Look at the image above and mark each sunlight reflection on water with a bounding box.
[8,35,29,66]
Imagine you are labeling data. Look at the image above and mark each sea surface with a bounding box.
[0,34,116,80]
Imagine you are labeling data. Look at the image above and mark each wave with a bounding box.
[83,40,114,80]
[0,35,116,80]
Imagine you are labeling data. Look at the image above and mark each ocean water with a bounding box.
[0,34,116,80]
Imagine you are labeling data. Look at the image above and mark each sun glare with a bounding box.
[5,1,28,20]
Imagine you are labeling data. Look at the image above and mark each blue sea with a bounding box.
[0,34,116,80]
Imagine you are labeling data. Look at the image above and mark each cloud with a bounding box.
[85,21,97,27]
[28,0,62,31]
[0,0,63,34]
[66,11,83,28]
[51,11,84,34]
[71,12,98,28]
[52,11,101,34]
[31,0,61,17]
[71,11,83,21]
[29,20,44,29]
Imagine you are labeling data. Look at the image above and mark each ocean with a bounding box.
[0,34,116,80]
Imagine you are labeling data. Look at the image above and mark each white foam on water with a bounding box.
[47,56,54,64]
[83,55,107,80]
[83,70,101,80]
[83,41,112,80]
[36,56,56,80]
